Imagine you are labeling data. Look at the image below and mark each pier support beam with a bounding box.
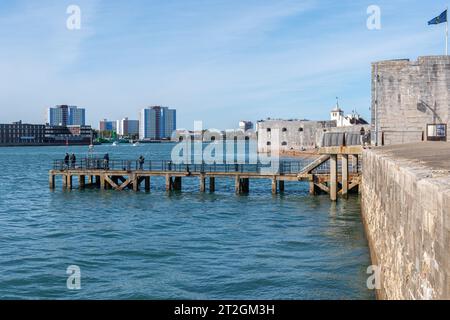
[330,154,338,201]
[49,174,55,189]
[352,155,359,173]
[100,175,106,190]
[235,176,241,194]
[272,177,277,195]
[166,175,173,191]
[145,177,151,192]
[133,175,140,192]
[173,177,182,191]
[209,177,215,193]
[200,175,206,192]
[67,174,73,190]
[79,175,85,189]
[342,154,349,197]
[279,180,285,193]
[241,178,250,194]
[87,176,93,185]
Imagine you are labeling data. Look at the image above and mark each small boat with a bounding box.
[132,142,140,147]
[112,141,118,147]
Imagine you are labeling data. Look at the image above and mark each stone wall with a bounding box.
[361,145,450,299]
[371,56,450,146]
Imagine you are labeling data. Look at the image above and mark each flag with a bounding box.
[428,10,447,25]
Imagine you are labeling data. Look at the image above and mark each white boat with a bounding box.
[112,142,118,147]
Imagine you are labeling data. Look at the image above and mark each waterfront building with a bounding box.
[256,119,336,153]
[372,56,450,146]
[140,106,176,140]
[45,125,93,145]
[47,105,86,126]
[119,118,139,137]
[0,121,45,145]
[99,119,118,132]
[239,121,254,132]
[330,102,368,127]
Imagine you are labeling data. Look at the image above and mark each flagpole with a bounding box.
[446,7,448,55]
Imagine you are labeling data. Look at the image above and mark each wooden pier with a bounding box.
[49,146,363,201]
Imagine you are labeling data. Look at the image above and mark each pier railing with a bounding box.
[53,159,312,175]
[52,158,361,175]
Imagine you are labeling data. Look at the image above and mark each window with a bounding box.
[299,128,304,132]
[427,124,447,141]
[281,142,287,146]
[267,142,271,146]
[267,128,271,132]
[282,128,287,132]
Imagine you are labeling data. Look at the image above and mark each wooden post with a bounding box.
[165,175,173,191]
[79,175,85,189]
[272,177,277,195]
[242,178,250,193]
[100,175,106,190]
[88,175,93,184]
[342,154,349,197]
[209,177,215,193]
[330,154,338,201]
[174,177,182,191]
[309,182,316,195]
[67,174,73,190]
[279,180,285,193]
[62,174,67,189]
[133,175,139,192]
[145,177,151,192]
[235,176,241,194]
[49,174,55,189]
[200,175,206,192]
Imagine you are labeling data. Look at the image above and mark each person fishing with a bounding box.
[70,153,76,169]
[104,153,110,170]
[64,153,70,169]
[138,155,145,170]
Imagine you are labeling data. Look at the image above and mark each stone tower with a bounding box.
[371,56,450,146]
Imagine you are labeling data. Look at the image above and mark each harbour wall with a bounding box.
[361,143,450,299]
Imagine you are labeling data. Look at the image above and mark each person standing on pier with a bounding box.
[64,153,70,169]
[138,155,145,170]
[103,153,110,170]
[70,153,76,169]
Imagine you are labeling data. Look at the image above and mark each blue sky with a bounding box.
[0,0,449,129]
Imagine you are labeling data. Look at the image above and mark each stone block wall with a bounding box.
[361,148,450,299]
[371,56,450,146]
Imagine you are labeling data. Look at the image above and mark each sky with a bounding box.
[0,0,449,129]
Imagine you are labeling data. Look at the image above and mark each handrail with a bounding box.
[52,157,362,175]
[52,158,314,175]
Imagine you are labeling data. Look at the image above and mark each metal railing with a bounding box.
[52,158,313,175]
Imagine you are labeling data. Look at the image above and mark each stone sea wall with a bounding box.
[361,147,450,299]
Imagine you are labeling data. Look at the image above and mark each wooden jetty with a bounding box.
[49,146,363,201]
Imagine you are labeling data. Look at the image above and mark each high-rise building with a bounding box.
[162,107,176,139]
[140,106,176,140]
[120,118,139,137]
[99,119,118,132]
[69,106,86,126]
[47,105,85,126]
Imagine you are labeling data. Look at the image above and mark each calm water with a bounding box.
[0,144,374,300]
